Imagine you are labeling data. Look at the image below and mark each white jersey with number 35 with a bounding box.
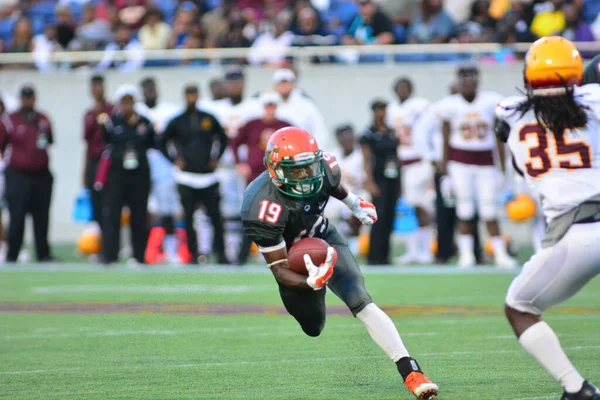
[386,97,430,161]
[496,84,600,222]
[437,91,503,151]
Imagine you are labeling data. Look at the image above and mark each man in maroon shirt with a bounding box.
[230,91,290,184]
[0,86,55,262]
[230,91,290,264]
[83,75,113,225]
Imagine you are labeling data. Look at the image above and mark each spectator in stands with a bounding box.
[453,1,495,43]
[32,24,60,71]
[202,0,236,46]
[293,7,338,46]
[220,16,252,64]
[83,75,113,231]
[100,85,155,265]
[583,0,600,24]
[168,2,198,48]
[0,86,56,263]
[380,0,418,25]
[75,2,113,50]
[359,99,399,265]
[342,0,395,45]
[560,2,595,43]
[161,84,229,265]
[496,9,537,44]
[407,0,456,44]
[139,7,172,50]
[248,14,294,66]
[96,23,144,71]
[530,0,565,38]
[55,4,76,50]
[230,91,290,264]
[8,17,33,53]
[290,0,323,32]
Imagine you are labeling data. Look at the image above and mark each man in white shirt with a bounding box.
[134,77,181,263]
[271,68,333,151]
[96,23,144,72]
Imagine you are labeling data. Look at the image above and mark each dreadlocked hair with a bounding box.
[508,82,588,138]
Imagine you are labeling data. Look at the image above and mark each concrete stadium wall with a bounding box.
[0,62,526,243]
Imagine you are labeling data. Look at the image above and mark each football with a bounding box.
[287,237,330,276]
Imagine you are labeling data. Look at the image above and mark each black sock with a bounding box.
[396,357,423,381]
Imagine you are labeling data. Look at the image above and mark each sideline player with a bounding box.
[387,77,434,264]
[438,63,516,269]
[241,127,439,399]
[497,36,600,400]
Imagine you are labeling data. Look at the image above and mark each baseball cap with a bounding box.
[224,66,245,81]
[115,84,138,101]
[20,86,35,97]
[272,68,296,84]
[260,91,281,106]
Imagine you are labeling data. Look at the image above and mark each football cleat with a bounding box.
[494,252,518,270]
[561,381,600,400]
[404,371,439,399]
[457,252,475,269]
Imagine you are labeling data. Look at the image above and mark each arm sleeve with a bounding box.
[213,116,229,159]
[323,152,342,188]
[46,116,54,145]
[160,118,176,162]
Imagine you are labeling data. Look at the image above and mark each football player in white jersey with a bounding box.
[387,77,434,264]
[438,63,517,269]
[497,37,600,400]
[134,77,182,263]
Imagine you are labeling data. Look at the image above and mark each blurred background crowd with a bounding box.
[0,0,599,70]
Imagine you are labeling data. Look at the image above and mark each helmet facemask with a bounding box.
[266,150,324,199]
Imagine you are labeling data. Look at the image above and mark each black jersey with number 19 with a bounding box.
[241,153,342,251]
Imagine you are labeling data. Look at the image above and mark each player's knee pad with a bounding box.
[162,216,174,234]
[504,288,543,316]
[455,200,475,220]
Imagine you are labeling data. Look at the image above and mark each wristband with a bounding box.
[341,192,359,209]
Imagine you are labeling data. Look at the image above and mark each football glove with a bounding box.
[305,247,337,290]
[342,193,378,225]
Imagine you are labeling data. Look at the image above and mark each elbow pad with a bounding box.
[495,120,511,143]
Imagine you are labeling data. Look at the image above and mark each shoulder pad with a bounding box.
[576,84,600,123]
[322,152,342,188]
[495,96,525,121]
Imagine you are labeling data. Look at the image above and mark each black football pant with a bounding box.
[102,166,150,264]
[278,226,373,337]
[433,172,482,263]
[368,177,400,265]
[85,158,104,226]
[4,167,53,262]
[178,182,226,263]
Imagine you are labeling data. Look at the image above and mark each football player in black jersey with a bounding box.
[240,127,439,399]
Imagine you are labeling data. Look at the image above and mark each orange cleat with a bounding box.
[404,371,439,399]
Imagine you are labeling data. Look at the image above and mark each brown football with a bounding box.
[287,237,330,276]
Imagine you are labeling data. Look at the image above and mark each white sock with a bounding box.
[491,236,509,257]
[457,234,473,257]
[194,211,213,255]
[163,235,178,260]
[532,217,546,252]
[404,232,419,257]
[417,227,433,255]
[356,303,409,362]
[519,321,584,393]
[0,241,6,262]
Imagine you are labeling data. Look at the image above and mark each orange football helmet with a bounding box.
[264,126,324,198]
[524,36,583,95]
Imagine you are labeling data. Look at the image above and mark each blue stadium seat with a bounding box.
[0,18,15,42]
[327,0,358,28]
[393,24,406,44]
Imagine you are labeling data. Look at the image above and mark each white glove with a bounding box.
[342,193,377,225]
[305,247,337,290]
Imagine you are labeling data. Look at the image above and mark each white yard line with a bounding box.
[30,284,272,294]
[506,395,560,400]
[0,368,79,375]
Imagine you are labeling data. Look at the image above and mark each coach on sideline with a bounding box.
[0,86,56,263]
[160,84,229,264]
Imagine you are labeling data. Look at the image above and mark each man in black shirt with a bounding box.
[342,0,395,45]
[161,85,229,264]
[583,54,600,84]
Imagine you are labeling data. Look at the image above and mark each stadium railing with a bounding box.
[0,42,598,66]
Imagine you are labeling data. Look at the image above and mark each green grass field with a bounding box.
[1,265,599,400]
